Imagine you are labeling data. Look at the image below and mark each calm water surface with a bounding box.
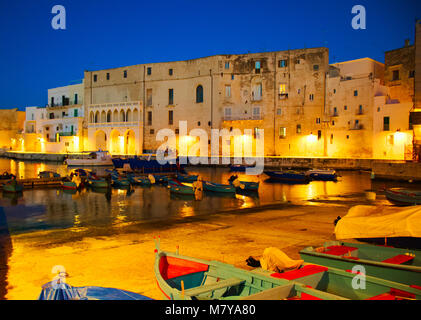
[0,158,420,299]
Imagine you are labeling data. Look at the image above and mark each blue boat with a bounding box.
[203,181,236,193]
[154,175,170,184]
[39,281,152,300]
[130,175,152,186]
[176,174,198,183]
[264,171,310,184]
[229,164,250,172]
[112,156,184,173]
[38,171,61,178]
[305,169,338,181]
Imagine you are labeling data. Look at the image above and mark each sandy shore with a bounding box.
[5,202,353,300]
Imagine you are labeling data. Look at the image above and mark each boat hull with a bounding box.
[385,188,421,206]
[300,242,421,287]
[62,181,78,190]
[176,174,198,183]
[168,181,194,195]
[264,171,310,184]
[88,180,109,188]
[203,182,236,193]
[306,170,338,181]
[3,182,24,193]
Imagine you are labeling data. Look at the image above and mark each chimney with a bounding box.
[405,39,411,47]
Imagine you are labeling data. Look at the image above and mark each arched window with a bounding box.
[196,85,203,103]
[107,110,111,123]
[94,111,99,123]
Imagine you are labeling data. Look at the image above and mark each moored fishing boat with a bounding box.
[2,179,24,193]
[65,151,113,167]
[154,243,421,300]
[38,171,61,178]
[385,188,421,206]
[176,173,198,183]
[203,181,236,193]
[305,169,337,181]
[300,241,421,287]
[264,171,310,184]
[228,175,259,192]
[168,180,194,196]
[154,175,170,184]
[129,175,152,186]
[87,176,109,188]
[62,180,78,190]
[229,164,253,172]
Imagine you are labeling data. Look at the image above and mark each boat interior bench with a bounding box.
[324,245,358,256]
[184,278,244,297]
[382,254,414,265]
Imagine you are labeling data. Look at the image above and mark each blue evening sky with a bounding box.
[0,0,419,110]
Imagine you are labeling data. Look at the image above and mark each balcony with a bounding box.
[350,123,364,130]
[223,114,263,121]
[47,100,82,108]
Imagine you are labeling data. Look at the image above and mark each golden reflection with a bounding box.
[18,161,25,179]
[179,203,194,218]
[9,160,16,176]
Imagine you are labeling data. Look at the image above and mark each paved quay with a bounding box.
[5,201,356,300]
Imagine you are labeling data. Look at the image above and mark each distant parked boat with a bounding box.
[154,175,170,184]
[385,188,421,206]
[305,169,337,181]
[3,179,24,193]
[264,171,310,184]
[228,175,259,192]
[203,181,236,193]
[38,171,61,178]
[113,156,184,173]
[168,180,194,196]
[87,175,109,188]
[176,174,198,183]
[66,151,113,167]
[129,175,152,186]
[62,180,78,190]
[0,172,16,180]
[229,164,253,172]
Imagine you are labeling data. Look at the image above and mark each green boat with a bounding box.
[87,177,109,188]
[168,180,194,196]
[203,181,236,193]
[299,241,421,287]
[3,180,24,193]
[154,242,421,300]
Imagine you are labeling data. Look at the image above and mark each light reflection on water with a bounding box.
[0,158,380,235]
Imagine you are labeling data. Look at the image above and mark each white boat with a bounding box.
[65,151,113,167]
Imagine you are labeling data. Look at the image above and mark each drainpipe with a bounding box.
[142,66,146,154]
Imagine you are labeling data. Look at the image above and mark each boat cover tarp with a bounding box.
[260,247,304,273]
[335,205,421,240]
[38,281,152,300]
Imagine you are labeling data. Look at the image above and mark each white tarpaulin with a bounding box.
[334,205,421,240]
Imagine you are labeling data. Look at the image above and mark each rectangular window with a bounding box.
[279,127,286,139]
[225,62,230,69]
[253,83,262,101]
[224,108,232,119]
[313,65,319,71]
[309,94,314,101]
[169,69,173,76]
[74,109,78,117]
[252,107,261,119]
[358,105,363,114]
[147,111,152,126]
[296,124,301,134]
[147,67,152,75]
[146,89,152,106]
[392,70,400,81]
[409,70,415,78]
[318,130,322,140]
[255,61,261,73]
[316,118,321,124]
[279,84,287,94]
[333,107,338,116]
[74,94,78,104]
[168,110,173,125]
[354,90,358,96]
[231,74,235,80]
[168,89,174,105]
[124,70,127,78]
[106,73,110,80]
[279,60,287,68]
[277,108,282,116]
[383,116,390,131]
[225,85,231,98]
[93,75,97,82]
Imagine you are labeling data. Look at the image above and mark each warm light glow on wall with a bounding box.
[119,136,124,154]
[73,136,80,152]
[306,134,317,144]
[394,131,406,144]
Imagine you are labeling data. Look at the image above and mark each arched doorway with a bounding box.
[95,130,107,151]
[124,130,136,155]
[110,129,121,155]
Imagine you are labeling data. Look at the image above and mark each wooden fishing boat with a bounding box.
[264,171,310,184]
[0,172,16,180]
[3,180,24,193]
[305,169,337,181]
[299,241,421,287]
[112,177,131,188]
[385,188,421,206]
[176,174,198,183]
[66,151,113,167]
[154,175,170,184]
[39,281,152,300]
[168,180,194,196]
[129,175,152,186]
[87,177,109,188]
[154,244,421,300]
[229,164,253,172]
[38,171,61,178]
[228,176,259,192]
[203,181,236,193]
[62,180,78,190]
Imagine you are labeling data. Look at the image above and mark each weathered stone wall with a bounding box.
[0,109,25,149]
